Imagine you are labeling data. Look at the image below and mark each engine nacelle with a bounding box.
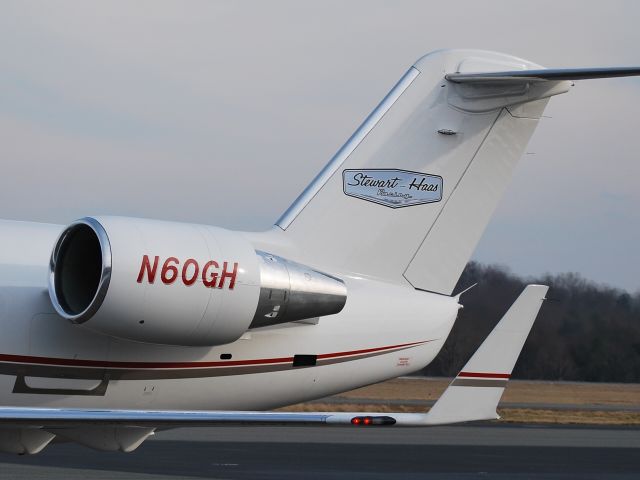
[48,216,346,346]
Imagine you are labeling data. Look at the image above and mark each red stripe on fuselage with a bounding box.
[0,341,430,370]
[316,341,426,360]
[457,371,511,379]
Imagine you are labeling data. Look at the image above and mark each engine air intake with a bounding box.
[49,218,111,323]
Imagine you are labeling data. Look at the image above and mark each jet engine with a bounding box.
[48,216,346,346]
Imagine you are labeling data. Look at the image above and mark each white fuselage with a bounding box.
[0,219,459,411]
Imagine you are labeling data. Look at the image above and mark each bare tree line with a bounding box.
[422,262,640,382]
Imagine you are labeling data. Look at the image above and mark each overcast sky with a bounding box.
[1,1,639,292]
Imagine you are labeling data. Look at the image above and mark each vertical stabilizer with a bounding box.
[276,50,569,294]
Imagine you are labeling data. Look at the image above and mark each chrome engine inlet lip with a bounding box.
[48,217,112,324]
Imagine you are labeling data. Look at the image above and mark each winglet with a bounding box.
[423,284,548,425]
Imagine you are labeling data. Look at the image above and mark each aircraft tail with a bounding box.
[275,49,638,295]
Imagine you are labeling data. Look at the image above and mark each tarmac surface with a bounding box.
[0,424,639,479]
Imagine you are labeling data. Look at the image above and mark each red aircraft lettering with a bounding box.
[137,256,238,289]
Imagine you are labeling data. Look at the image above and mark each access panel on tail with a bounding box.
[276,50,571,294]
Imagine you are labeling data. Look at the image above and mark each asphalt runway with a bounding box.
[0,424,639,479]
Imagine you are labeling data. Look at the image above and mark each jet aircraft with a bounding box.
[1,49,639,454]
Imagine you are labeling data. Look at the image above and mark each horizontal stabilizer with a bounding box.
[446,66,640,83]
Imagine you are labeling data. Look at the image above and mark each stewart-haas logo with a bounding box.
[343,169,443,208]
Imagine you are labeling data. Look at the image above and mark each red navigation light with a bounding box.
[351,415,396,426]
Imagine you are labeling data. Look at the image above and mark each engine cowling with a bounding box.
[48,216,346,346]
